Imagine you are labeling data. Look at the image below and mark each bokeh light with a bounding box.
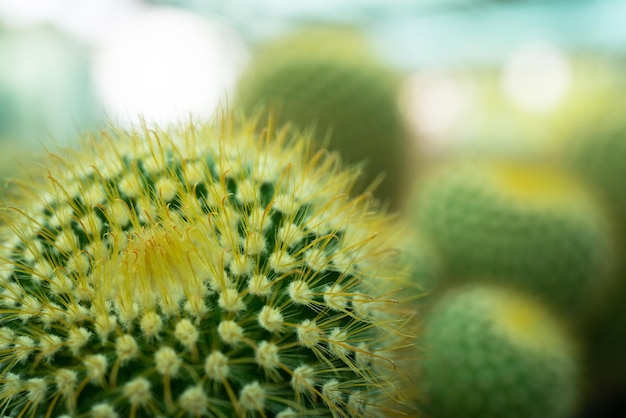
[93,7,248,126]
[501,41,572,114]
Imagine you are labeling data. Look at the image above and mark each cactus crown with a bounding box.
[0,115,412,417]
[488,163,590,205]
[422,285,579,418]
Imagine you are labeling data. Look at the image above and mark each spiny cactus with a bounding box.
[421,284,579,418]
[236,28,408,207]
[0,114,413,417]
[410,161,615,314]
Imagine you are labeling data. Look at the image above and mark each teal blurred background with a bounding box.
[1,1,625,417]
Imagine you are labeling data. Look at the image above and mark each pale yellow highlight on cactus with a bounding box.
[490,288,571,352]
[486,162,595,207]
[91,219,212,322]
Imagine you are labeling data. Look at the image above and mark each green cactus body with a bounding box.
[562,114,626,398]
[566,116,626,233]
[411,161,614,313]
[236,28,407,206]
[0,116,413,417]
[421,285,579,418]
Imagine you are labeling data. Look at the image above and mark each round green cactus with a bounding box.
[421,284,579,418]
[236,28,408,206]
[0,115,414,417]
[411,161,615,313]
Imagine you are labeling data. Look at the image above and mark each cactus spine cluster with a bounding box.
[421,285,579,418]
[0,115,412,417]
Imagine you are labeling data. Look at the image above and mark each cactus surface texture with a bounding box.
[565,114,626,239]
[411,161,614,313]
[0,115,412,417]
[236,28,407,206]
[421,285,579,418]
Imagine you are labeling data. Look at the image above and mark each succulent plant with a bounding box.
[410,161,615,314]
[559,111,626,399]
[421,284,580,418]
[564,112,626,234]
[0,114,413,417]
[236,28,408,207]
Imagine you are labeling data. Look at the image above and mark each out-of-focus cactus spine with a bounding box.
[411,161,614,314]
[421,284,579,418]
[236,28,408,206]
[0,114,413,417]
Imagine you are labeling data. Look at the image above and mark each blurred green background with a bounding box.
[1,1,625,417]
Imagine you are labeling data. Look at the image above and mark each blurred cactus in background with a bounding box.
[409,161,615,316]
[236,27,409,207]
[420,284,579,418]
[554,102,626,406]
[0,114,415,417]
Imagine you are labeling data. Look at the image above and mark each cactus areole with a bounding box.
[0,114,412,417]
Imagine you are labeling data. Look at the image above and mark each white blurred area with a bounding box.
[402,72,475,154]
[0,0,249,132]
[93,7,248,127]
[500,41,572,114]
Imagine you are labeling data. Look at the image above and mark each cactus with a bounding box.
[0,115,413,417]
[559,110,626,399]
[411,161,615,314]
[236,28,408,206]
[421,284,579,418]
[565,112,626,232]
